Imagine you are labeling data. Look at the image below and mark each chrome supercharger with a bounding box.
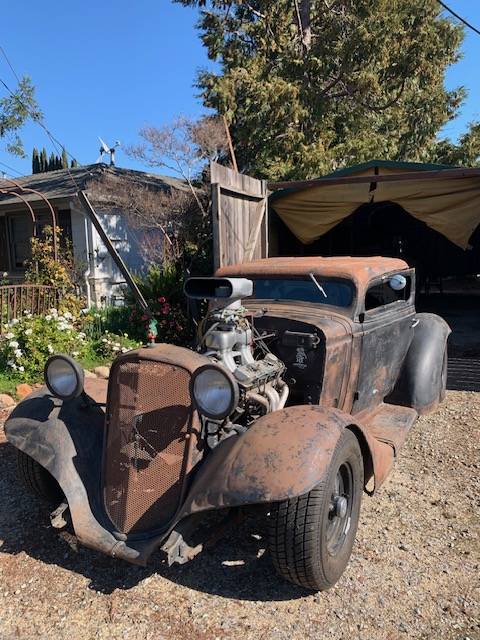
[184,277,289,447]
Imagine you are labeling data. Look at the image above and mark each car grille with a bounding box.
[103,356,194,535]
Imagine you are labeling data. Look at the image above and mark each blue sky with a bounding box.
[0,0,479,178]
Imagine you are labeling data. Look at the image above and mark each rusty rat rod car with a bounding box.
[5,256,450,591]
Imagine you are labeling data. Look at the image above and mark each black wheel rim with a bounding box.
[326,462,354,556]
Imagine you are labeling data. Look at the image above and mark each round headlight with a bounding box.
[191,364,239,420]
[44,354,84,401]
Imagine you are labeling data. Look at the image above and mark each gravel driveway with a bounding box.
[0,390,478,640]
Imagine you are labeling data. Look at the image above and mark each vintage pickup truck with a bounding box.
[5,256,450,591]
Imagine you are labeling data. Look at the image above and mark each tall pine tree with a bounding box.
[61,147,68,169]
[32,148,40,174]
[175,0,477,179]
[40,147,47,173]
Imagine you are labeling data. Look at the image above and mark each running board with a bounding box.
[359,403,418,457]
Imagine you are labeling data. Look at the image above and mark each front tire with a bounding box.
[17,450,63,504]
[268,429,363,591]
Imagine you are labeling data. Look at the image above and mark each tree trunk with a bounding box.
[299,0,311,50]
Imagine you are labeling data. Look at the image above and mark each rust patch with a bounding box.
[217,256,408,296]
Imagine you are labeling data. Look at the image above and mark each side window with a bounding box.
[365,275,411,311]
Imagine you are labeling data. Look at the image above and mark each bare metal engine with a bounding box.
[185,277,289,444]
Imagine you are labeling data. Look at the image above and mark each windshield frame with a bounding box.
[247,275,357,316]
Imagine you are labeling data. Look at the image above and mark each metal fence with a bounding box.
[0,284,61,328]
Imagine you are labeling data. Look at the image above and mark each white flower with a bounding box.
[8,362,17,370]
[72,351,79,357]
[49,308,58,316]
[24,328,33,336]
[24,313,32,319]
[2,271,7,278]
[10,318,19,325]
[8,340,19,349]
[18,365,24,372]
[121,347,128,353]
[112,346,120,352]
[78,332,86,339]
[45,315,52,321]
[64,311,73,320]
[101,338,107,343]
[23,309,31,315]
[14,348,23,358]
[47,344,54,354]
[80,308,89,315]
[114,342,121,348]
[4,332,14,339]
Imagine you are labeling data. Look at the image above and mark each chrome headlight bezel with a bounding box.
[190,364,239,420]
[44,354,84,401]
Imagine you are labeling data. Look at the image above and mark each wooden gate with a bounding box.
[211,162,269,269]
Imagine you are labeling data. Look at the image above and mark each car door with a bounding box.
[352,269,416,414]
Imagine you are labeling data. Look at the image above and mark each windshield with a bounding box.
[251,278,354,308]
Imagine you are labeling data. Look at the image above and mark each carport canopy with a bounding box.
[270,161,480,250]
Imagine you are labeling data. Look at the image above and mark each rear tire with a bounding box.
[17,449,63,504]
[268,429,363,591]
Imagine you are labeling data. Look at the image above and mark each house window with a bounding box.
[0,217,8,272]
[8,214,33,270]
[4,210,72,272]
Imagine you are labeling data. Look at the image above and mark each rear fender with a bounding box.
[180,404,380,516]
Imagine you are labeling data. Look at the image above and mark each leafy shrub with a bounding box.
[0,309,89,381]
[0,309,141,385]
[92,331,140,360]
[24,226,85,316]
[124,263,193,345]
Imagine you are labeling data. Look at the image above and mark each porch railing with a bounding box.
[0,284,61,328]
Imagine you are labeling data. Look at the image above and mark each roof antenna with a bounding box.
[96,137,121,166]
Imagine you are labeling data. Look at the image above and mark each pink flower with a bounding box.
[161,303,171,315]
[158,296,166,304]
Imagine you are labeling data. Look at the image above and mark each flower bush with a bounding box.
[124,264,193,345]
[0,308,141,385]
[0,309,89,381]
[93,331,140,359]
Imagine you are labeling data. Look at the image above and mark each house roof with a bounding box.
[0,163,188,208]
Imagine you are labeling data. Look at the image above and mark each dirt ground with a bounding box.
[0,390,478,640]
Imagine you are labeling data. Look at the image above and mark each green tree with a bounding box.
[32,147,40,174]
[70,158,78,168]
[61,147,68,169]
[40,147,47,173]
[0,77,41,157]
[48,151,56,171]
[175,0,471,179]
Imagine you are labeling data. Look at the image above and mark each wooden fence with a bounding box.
[0,285,61,328]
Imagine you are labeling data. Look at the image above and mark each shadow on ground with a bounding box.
[0,439,308,601]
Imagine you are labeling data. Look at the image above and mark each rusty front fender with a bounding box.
[180,404,376,516]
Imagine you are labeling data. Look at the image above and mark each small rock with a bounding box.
[0,393,15,408]
[16,383,33,399]
[93,366,110,379]
[83,369,97,379]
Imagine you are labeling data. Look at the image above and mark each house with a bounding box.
[0,163,188,306]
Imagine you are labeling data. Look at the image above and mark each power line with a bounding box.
[0,76,79,166]
[0,73,82,188]
[0,159,23,176]
[437,1,480,37]
[0,45,21,83]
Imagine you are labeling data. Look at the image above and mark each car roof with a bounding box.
[216,256,409,291]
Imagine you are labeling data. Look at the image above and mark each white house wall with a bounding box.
[71,198,161,306]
